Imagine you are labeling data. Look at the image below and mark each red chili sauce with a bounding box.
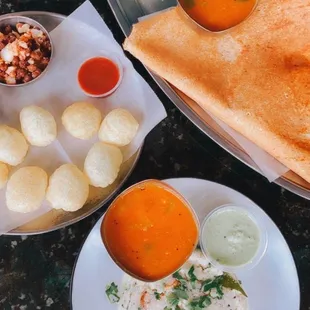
[78,57,120,96]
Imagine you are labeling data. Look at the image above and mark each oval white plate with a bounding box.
[71,178,300,310]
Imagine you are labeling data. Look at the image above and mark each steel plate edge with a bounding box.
[107,0,310,200]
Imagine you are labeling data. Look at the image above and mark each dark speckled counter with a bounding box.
[0,0,309,309]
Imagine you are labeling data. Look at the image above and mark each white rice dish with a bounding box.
[112,249,248,310]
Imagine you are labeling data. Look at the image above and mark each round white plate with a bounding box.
[71,178,300,310]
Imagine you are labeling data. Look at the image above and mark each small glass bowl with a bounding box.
[77,53,123,98]
[200,204,268,273]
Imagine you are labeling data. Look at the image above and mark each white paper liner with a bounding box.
[138,9,289,182]
[0,1,167,234]
[212,116,289,181]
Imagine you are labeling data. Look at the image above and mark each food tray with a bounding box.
[3,11,142,235]
[107,0,310,200]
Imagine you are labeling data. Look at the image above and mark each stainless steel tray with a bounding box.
[3,11,141,235]
[108,0,310,200]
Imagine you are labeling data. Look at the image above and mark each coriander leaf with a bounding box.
[188,266,197,282]
[173,270,183,280]
[188,265,198,288]
[202,276,224,299]
[179,279,188,290]
[164,307,172,310]
[202,278,215,291]
[198,295,211,307]
[216,286,224,299]
[167,293,179,306]
[174,288,189,300]
[172,270,188,290]
[190,295,211,309]
[203,273,247,299]
[154,291,161,300]
[105,282,120,303]
[202,276,222,291]
[175,306,182,310]
[221,273,247,297]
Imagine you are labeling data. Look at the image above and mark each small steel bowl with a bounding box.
[177,0,259,34]
[0,15,54,87]
[101,179,200,282]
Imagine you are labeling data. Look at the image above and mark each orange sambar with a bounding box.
[179,0,257,32]
[101,180,199,281]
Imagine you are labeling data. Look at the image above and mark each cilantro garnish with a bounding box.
[188,265,198,288]
[189,295,211,310]
[172,270,188,290]
[188,266,197,281]
[202,273,247,299]
[154,291,161,300]
[167,286,189,307]
[167,292,180,306]
[222,273,247,297]
[202,276,224,298]
[105,282,120,303]
[174,288,189,300]
[172,270,183,280]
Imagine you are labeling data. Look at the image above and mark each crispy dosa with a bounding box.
[124,1,310,183]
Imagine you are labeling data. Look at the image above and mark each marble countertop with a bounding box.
[0,0,309,309]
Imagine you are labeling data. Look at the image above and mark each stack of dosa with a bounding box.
[124,0,310,183]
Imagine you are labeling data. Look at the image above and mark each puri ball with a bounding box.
[6,166,48,213]
[98,108,139,146]
[62,102,102,140]
[0,162,9,189]
[20,105,57,147]
[84,142,123,188]
[46,164,89,212]
[0,125,28,166]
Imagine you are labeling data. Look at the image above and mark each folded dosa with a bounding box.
[124,1,310,183]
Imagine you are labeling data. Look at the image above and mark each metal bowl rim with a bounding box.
[176,0,260,34]
[0,14,54,87]
[100,179,200,282]
[107,0,310,200]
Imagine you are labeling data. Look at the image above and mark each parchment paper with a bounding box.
[0,1,166,234]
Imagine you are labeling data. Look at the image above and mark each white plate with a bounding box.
[71,178,300,310]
